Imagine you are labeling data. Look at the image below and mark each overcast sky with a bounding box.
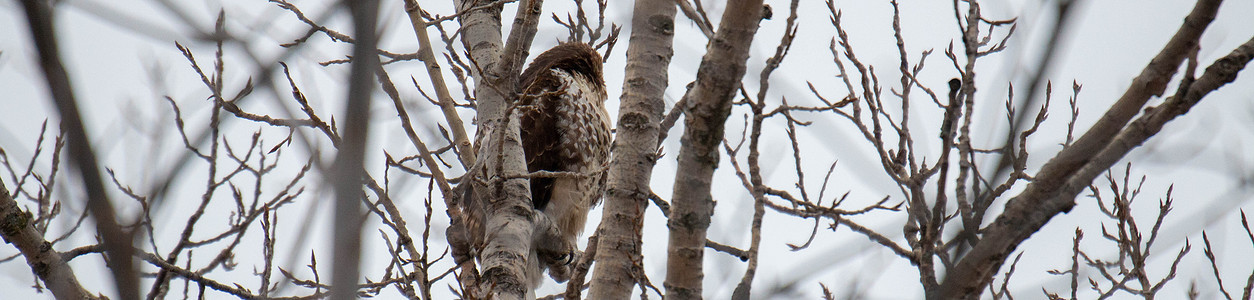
[2,0,1254,299]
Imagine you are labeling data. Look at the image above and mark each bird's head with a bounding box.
[520,42,605,90]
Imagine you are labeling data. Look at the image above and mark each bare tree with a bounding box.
[3,0,1254,299]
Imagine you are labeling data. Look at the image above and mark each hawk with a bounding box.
[516,42,612,286]
[447,42,611,292]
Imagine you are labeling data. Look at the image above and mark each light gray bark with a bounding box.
[449,0,505,295]
[586,0,676,298]
[454,0,549,299]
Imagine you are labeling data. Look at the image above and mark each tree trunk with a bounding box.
[448,0,505,294]
[454,0,547,299]
[586,0,676,298]
[664,1,763,299]
[328,1,380,299]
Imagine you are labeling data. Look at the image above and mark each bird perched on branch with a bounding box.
[448,42,611,294]
[516,42,612,287]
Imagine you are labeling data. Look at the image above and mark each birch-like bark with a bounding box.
[454,0,548,298]
[937,0,1225,298]
[450,0,505,293]
[665,1,763,298]
[475,118,536,300]
[586,0,676,298]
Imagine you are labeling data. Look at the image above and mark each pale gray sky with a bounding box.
[2,0,1253,299]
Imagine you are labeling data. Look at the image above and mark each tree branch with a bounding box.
[0,179,99,300]
[939,0,1228,298]
[17,0,137,298]
[402,0,476,168]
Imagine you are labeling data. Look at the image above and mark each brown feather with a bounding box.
[517,42,612,285]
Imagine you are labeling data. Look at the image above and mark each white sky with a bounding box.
[2,0,1254,299]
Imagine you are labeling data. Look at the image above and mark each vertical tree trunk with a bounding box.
[454,0,546,299]
[587,0,676,298]
[475,118,537,300]
[664,1,763,299]
[329,0,380,298]
[449,0,505,294]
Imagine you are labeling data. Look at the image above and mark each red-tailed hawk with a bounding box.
[517,42,611,286]
[447,43,611,293]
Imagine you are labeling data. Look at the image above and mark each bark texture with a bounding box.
[454,0,549,298]
[937,0,1225,298]
[0,181,99,300]
[664,1,764,299]
[449,0,506,294]
[587,0,677,298]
